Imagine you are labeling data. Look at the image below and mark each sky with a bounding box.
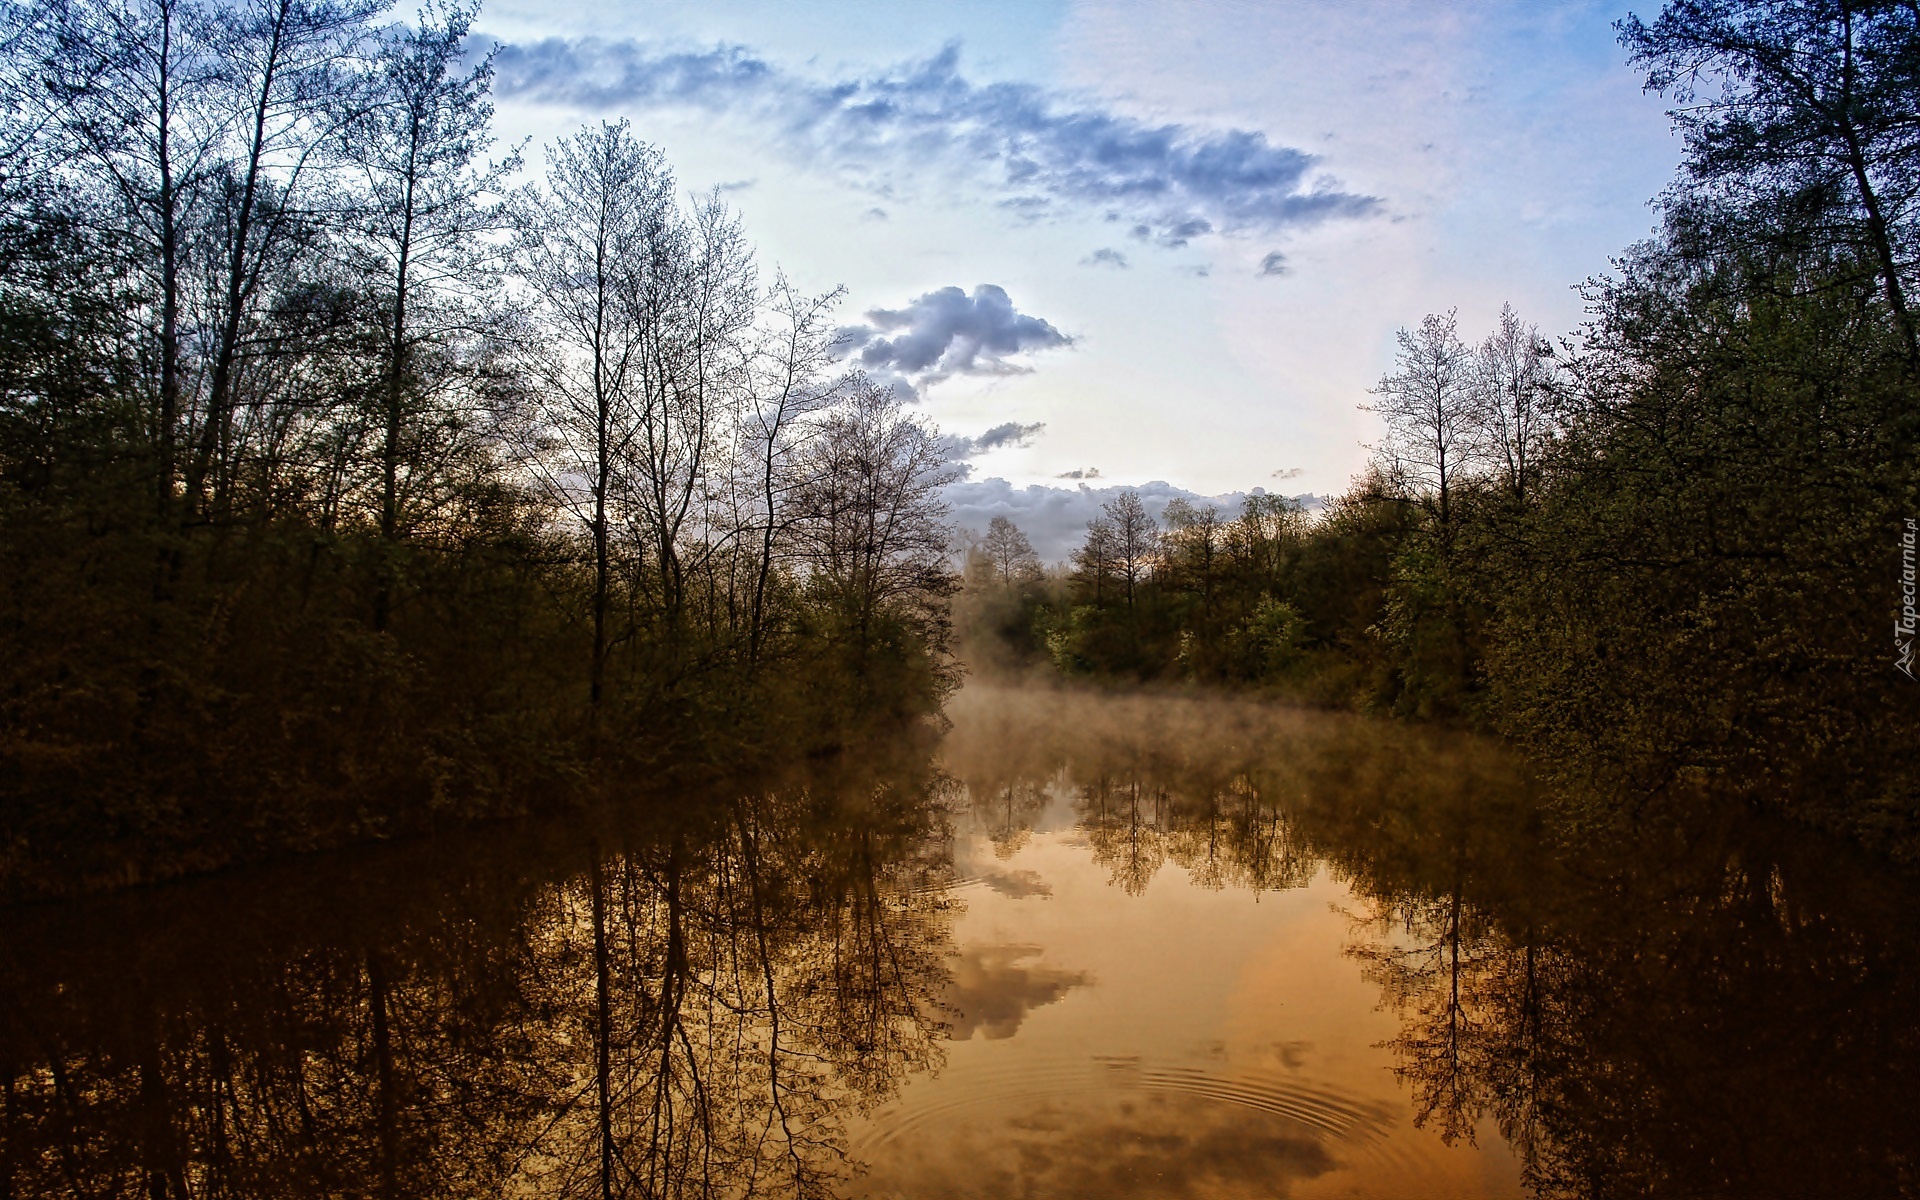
[476,0,1682,560]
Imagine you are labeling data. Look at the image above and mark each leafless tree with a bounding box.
[1102,490,1158,612]
[517,120,672,707]
[980,515,1041,589]
[333,0,519,628]
[1073,515,1117,607]
[738,275,846,664]
[792,378,958,652]
[36,0,227,521]
[626,190,755,631]
[1367,309,1482,538]
[1473,303,1556,502]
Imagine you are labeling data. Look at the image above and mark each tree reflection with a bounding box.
[1322,769,1920,1199]
[0,754,953,1199]
[940,684,1920,1199]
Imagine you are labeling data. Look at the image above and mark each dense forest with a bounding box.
[956,1,1920,856]
[0,1,959,897]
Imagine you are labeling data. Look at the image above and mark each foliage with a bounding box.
[955,0,1920,854]
[0,0,959,898]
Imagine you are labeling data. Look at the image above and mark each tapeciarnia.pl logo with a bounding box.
[1900,518,1917,679]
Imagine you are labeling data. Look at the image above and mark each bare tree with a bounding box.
[517,120,672,708]
[1367,309,1482,538]
[981,515,1041,589]
[1102,490,1158,612]
[627,190,755,631]
[1073,515,1117,607]
[334,0,519,629]
[1474,303,1556,503]
[37,0,227,521]
[740,275,845,665]
[793,378,958,653]
[174,0,380,525]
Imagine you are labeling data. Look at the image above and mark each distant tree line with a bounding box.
[957,0,1920,855]
[0,0,958,896]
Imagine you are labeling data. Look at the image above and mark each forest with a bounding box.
[0,1,959,897]
[2,0,1917,901]
[954,1,1920,857]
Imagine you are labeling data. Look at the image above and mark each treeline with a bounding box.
[958,0,1920,853]
[0,1,956,896]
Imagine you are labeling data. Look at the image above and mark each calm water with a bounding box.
[3,685,1916,1198]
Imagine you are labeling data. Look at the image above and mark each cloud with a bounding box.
[840,285,1070,397]
[1133,217,1212,248]
[487,40,1382,246]
[1258,250,1290,276]
[979,866,1052,899]
[1055,468,1102,480]
[941,420,1047,465]
[944,479,1323,562]
[1081,247,1129,268]
[975,420,1046,451]
[1271,466,1305,481]
[943,944,1089,1040]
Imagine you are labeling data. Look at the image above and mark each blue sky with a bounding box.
[478,0,1680,559]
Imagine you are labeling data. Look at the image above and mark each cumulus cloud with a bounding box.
[487,40,1381,246]
[944,479,1323,562]
[840,285,1070,397]
[1258,250,1291,276]
[1271,466,1306,481]
[1056,467,1102,480]
[1081,247,1129,268]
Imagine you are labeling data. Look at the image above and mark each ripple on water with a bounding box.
[845,1052,1454,1199]
[850,1051,1398,1155]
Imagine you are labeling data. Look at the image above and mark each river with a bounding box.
[2,685,1914,1198]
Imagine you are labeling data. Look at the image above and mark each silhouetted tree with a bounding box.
[1621,0,1920,362]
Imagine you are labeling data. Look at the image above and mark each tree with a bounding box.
[181,0,382,525]
[1620,0,1920,362]
[740,275,845,665]
[793,379,958,657]
[1102,490,1157,612]
[334,0,518,629]
[980,515,1041,589]
[1072,515,1117,608]
[1473,303,1557,502]
[35,0,228,522]
[1368,309,1482,539]
[517,119,671,708]
[626,190,755,632]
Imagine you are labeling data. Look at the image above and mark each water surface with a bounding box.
[3,685,1915,1198]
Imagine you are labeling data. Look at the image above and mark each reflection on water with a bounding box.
[4,685,1918,1198]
